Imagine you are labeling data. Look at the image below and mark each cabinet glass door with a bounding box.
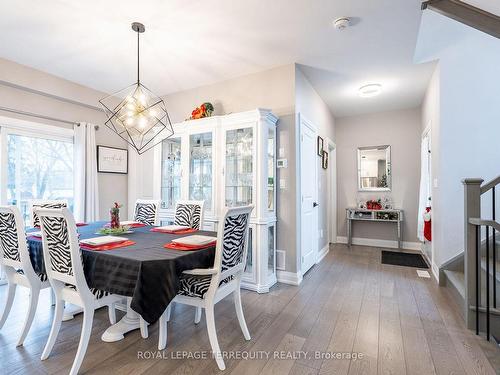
[225,127,253,207]
[267,127,275,212]
[189,132,213,210]
[268,225,275,277]
[161,137,182,209]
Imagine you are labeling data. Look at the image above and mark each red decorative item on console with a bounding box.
[366,200,382,210]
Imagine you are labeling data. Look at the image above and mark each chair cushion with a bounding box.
[65,284,110,300]
[178,274,234,299]
[16,268,48,282]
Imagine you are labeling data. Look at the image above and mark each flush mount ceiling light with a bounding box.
[99,22,174,155]
[358,84,382,98]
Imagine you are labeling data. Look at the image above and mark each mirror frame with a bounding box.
[357,145,391,192]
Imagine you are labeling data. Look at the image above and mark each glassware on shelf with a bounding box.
[189,132,213,210]
[225,128,253,207]
[161,137,181,209]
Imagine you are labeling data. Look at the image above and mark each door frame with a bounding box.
[325,137,337,244]
[297,113,319,276]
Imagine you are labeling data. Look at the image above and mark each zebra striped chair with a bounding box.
[158,205,253,370]
[30,199,68,228]
[173,200,205,230]
[37,207,122,375]
[0,205,51,347]
[133,199,160,226]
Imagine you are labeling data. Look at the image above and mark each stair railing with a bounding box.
[464,176,499,341]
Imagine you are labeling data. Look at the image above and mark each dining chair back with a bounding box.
[30,199,68,228]
[174,200,205,230]
[0,205,50,346]
[134,199,160,225]
[158,205,253,370]
[37,207,121,375]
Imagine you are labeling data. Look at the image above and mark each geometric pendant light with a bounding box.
[99,22,174,155]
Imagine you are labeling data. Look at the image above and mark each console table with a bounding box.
[346,208,404,248]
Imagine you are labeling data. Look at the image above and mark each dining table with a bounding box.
[26,221,217,342]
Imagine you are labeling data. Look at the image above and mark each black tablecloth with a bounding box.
[27,222,216,323]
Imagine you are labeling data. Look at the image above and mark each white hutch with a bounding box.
[128,109,278,293]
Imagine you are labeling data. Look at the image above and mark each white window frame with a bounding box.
[0,116,74,205]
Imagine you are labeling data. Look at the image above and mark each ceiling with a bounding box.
[0,0,435,118]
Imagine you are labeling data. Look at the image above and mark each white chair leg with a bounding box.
[16,286,40,346]
[139,316,148,339]
[50,289,56,306]
[206,305,225,371]
[41,298,64,360]
[0,282,16,329]
[69,309,94,375]
[233,288,250,340]
[107,303,116,325]
[194,307,202,324]
[166,303,172,322]
[158,308,168,350]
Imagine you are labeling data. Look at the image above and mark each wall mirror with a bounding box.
[357,145,391,191]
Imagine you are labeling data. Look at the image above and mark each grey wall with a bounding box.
[336,108,422,244]
[416,11,500,267]
[0,58,128,219]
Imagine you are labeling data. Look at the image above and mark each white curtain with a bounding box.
[74,123,99,222]
[418,133,431,241]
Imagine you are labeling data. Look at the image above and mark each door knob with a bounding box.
[313,202,319,208]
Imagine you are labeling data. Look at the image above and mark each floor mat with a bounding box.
[381,250,429,269]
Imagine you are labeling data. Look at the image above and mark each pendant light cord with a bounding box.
[137,30,140,84]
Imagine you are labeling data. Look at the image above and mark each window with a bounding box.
[1,120,74,226]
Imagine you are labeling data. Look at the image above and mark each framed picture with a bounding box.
[322,150,329,169]
[317,136,324,156]
[97,146,128,174]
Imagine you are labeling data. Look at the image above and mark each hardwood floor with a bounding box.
[1,244,499,374]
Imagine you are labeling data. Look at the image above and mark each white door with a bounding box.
[300,116,318,274]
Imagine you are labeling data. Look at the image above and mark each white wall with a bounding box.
[416,11,500,266]
[295,65,336,258]
[0,58,128,219]
[336,108,422,245]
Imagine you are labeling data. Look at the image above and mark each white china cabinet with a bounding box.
[130,109,278,292]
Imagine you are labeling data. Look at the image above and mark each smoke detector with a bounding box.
[333,17,351,30]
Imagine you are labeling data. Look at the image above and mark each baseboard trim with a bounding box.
[277,270,303,286]
[317,244,330,264]
[336,236,422,251]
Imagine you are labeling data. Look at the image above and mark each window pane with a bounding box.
[189,133,213,210]
[225,128,253,207]
[7,134,74,226]
[161,137,181,209]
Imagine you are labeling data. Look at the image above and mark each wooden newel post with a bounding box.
[463,178,483,330]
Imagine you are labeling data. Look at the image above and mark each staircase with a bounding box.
[441,177,500,343]
[422,0,500,39]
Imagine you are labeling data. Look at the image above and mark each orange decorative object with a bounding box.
[188,102,214,120]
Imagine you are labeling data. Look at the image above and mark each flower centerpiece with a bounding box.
[98,202,131,234]
[110,202,121,228]
[188,102,214,120]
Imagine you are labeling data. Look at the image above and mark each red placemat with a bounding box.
[128,223,146,228]
[80,240,136,251]
[76,223,88,227]
[150,228,198,234]
[164,241,216,251]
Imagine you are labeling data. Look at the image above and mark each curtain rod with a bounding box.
[0,106,99,130]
